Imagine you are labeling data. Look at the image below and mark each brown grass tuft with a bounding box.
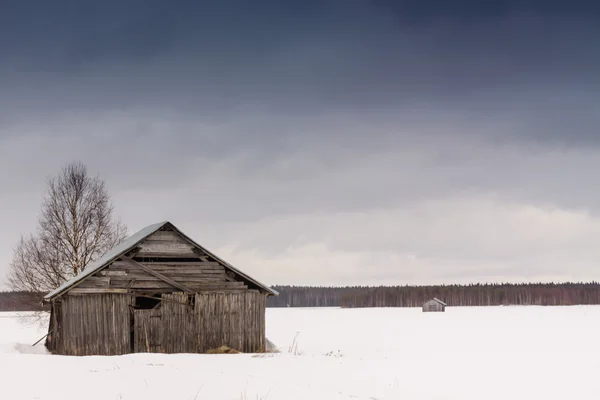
[207,345,241,354]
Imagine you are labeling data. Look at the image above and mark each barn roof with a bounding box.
[432,297,447,306]
[44,221,279,300]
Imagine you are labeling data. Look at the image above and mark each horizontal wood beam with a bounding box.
[127,288,249,294]
[107,276,227,285]
[111,261,223,268]
[142,261,221,266]
[112,280,246,290]
[120,256,195,294]
[98,270,128,276]
[137,242,195,253]
[109,276,228,283]
[108,267,226,275]
[68,288,128,295]
[142,231,183,241]
[132,251,199,258]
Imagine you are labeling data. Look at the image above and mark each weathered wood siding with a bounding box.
[133,309,162,353]
[127,292,267,354]
[52,227,271,355]
[75,230,249,293]
[162,293,197,353]
[196,291,266,353]
[58,294,132,355]
[45,301,61,353]
[131,296,197,354]
[135,230,199,258]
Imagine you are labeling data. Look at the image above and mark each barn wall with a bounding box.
[422,300,445,312]
[131,293,197,354]
[45,300,61,353]
[114,291,266,354]
[58,294,132,355]
[133,309,162,353]
[162,293,198,353]
[196,291,266,353]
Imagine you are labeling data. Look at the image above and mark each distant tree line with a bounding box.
[4,282,600,311]
[267,282,600,308]
[267,285,347,307]
[0,291,45,312]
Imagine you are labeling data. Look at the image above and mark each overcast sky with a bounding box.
[1,1,600,288]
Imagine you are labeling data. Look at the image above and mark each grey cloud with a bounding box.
[1,1,599,122]
[3,109,600,285]
[2,1,600,286]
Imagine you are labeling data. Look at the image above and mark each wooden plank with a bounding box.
[149,265,224,271]
[134,309,162,353]
[150,271,226,277]
[189,282,246,289]
[86,277,110,283]
[146,261,219,266]
[133,251,199,258]
[98,270,127,276]
[109,264,225,273]
[162,293,197,353]
[126,288,245,294]
[138,242,195,253]
[114,281,182,290]
[143,231,185,242]
[108,272,227,281]
[59,294,131,355]
[194,292,258,353]
[76,276,111,288]
[111,277,227,285]
[146,268,226,274]
[68,288,128,295]
[110,276,162,282]
[116,261,221,267]
[107,272,227,283]
[120,256,195,294]
[112,280,246,290]
[124,271,226,277]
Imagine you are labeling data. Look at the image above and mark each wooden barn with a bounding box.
[422,298,447,312]
[43,221,278,356]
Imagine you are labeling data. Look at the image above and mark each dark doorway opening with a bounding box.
[134,295,162,309]
[130,294,163,353]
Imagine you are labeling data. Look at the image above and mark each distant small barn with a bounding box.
[43,221,278,356]
[422,298,447,312]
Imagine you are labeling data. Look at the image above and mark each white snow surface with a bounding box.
[1,306,600,399]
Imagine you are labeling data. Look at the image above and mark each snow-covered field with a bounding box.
[2,306,600,399]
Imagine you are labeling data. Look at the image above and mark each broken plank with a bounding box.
[119,256,195,293]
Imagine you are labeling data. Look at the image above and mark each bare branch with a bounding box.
[8,161,127,295]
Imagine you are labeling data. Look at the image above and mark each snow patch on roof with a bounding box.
[433,298,447,306]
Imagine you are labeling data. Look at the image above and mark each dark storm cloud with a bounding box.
[1,0,599,131]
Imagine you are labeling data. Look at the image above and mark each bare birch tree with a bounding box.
[7,162,127,294]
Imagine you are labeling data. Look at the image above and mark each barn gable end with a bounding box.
[43,221,277,356]
[73,228,252,294]
[44,221,277,300]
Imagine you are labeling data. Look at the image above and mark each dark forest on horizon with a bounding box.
[3,282,600,311]
[266,282,600,308]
